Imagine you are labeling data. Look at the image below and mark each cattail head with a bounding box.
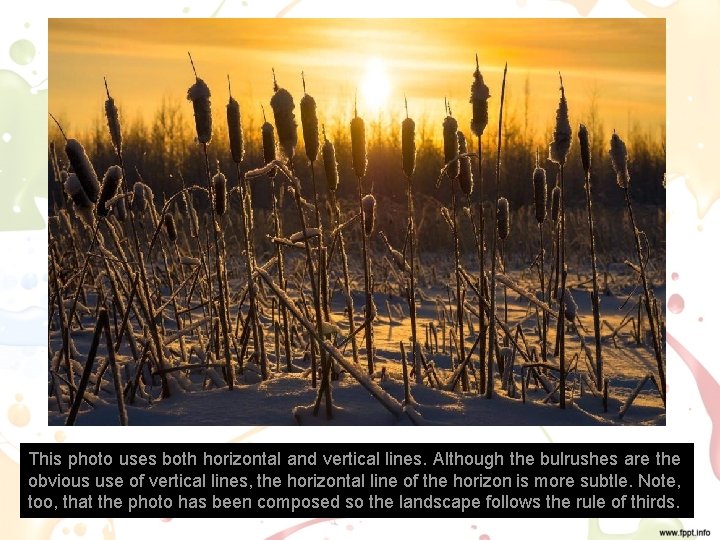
[114,197,127,222]
[270,71,298,160]
[609,131,630,188]
[351,99,367,178]
[226,86,244,164]
[64,173,94,227]
[550,185,561,222]
[65,139,100,202]
[470,54,490,138]
[458,131,473,196]
[212,170,227,216]
[97,165,123,217]
[322,127,339,192]
[261,109,277,178]
[549,76,571,165]
[402,97,416,178]
[578,123,591,174]
[132,181,152,213]
[64,173,93,210]
[164,213,177,243]
[104,78,122,153]
[362,194,376,237]
[533,164,547,224]
[497,197,510,240]
[300,73,319,163]
[187,75,212,144]
[443,103,459,180]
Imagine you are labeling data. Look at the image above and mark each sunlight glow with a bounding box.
[360,58,391,112]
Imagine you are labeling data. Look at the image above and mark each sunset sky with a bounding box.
[49,18,665,140]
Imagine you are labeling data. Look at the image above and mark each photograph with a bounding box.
[47,18,666,426]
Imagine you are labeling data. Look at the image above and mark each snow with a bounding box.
[49,261,665,426]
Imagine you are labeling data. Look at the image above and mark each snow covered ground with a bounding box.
[48,258,665,427]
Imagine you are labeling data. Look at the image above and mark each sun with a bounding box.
[360,58,391,112]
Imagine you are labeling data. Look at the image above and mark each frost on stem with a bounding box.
[458,131,473,196]
[289,228,321,242]
[362,194,376,237]
[380,231,410,273]
[609,132,630,188]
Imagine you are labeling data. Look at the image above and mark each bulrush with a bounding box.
[212,170,227,216]
[612,131,665,401]
[97,165,123,217]
[609,132,630,188]
[115,197,127,222]
[470,54,490,138]
[164,213,177,243]
[64,174,94,227]
[300,72,319,163]
[497,197,509,241]
[132,182,151,213]
[351,97,367,178]
[186,53,212,144]
[226,77,245,164]
[548,73,571,409]
[402,97,420,385]
[402,97,416,178]
[549,74,571,165]
[550,186,561,223]
[533,154,548,362]
[578,123,591,174]
[65,139,100,203]
[580,123,602,389]
[443,100,459,180]
[261,105,277,178]
[322,126,339,192]
[104,78,122,153]
[270,69,298,161]
[64,173,93,211]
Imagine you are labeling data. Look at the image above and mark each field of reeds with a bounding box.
[47,55,666,426]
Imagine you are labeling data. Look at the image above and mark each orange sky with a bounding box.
[49,18,665,140]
